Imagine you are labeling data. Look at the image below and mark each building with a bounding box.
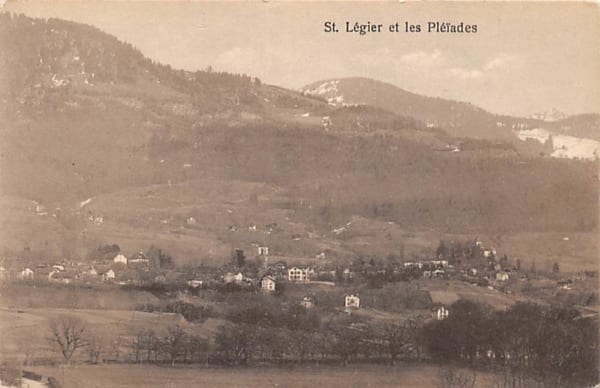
[98,268,115,282]
[18,268,34,280]
[260,275,276,292]
[495,271,510,281]
[288,267,309,283]
[113,254,128,265]
[434,306,450,320]
[301,296,314,308]
[187,279,203,288]
[432,269,445,278]
[35,266,57,280]
[258,246,269,256]
[342,268,354,280]
[345,294,360,309]
[51,271,74,284]
[223,272,244,284]
[84,266,98,277]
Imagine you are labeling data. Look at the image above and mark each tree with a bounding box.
[552,262,560,273]
[145,246,174,269]
[215,324,257,365]
[86,334,104,364]
[164,324,187,366]
[326,323,365,365]
[49,315,87,364]
[233,248,246,267]
[383,320,417,364]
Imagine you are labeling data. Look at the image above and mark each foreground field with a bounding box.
[30,364,496,388]
[0,306,186,360]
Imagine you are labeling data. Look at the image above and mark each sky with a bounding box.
[3,1,599,117]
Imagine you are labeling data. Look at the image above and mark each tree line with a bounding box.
[46,299,598,388]
[422,300,598,388]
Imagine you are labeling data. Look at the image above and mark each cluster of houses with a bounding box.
[0,251,152,285]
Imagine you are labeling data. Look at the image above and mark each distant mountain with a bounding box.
[551,114,600,141]
[302,77,516,140]
[301,78,599,159]
[529,108,568,123]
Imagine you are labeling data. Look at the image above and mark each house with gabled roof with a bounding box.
[260,275,276,292]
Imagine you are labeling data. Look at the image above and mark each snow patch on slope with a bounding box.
[302,80,345,105]
[516,128,599,160]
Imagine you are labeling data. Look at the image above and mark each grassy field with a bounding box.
[0,305,186,361]
[0,285,159,310]
[29,364,497,388]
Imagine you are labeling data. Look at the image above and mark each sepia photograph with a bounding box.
[0,1,598,387]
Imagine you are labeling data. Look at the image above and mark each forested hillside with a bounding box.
[0,13,596,265]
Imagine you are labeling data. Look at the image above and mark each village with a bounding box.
[1,236,596,320]
[1,235,597,388]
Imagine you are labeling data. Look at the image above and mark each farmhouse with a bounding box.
[258,246,269,256]
[345,294,360,309]
[260,275,276,292]
[288,267,310,283]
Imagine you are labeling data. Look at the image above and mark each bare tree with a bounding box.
[164,324,187,366]
[86,334,104,364]
[49,315,87,364]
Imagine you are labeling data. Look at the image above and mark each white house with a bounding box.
[258,246,269,256]
[19,268,34,280]
[233,272,244,284]
[84,267,98,277]
[434,306,450,320]
[113,254,128,265]
[223,272,244,284]
[100,269,115,282]
[496,271,510,281]
[345,294,360,309]
[187,279,203,288]
[483,249,497,258]
[288,267,309,283]
[432,269,445,278]
[261,275,276,292]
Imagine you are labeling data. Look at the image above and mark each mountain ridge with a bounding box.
[301,77,600,151]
